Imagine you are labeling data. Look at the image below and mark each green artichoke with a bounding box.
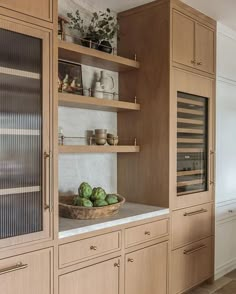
[106,194,119,205]
[74,196,93,207]
[90,187,106,201]
[78,182,93,198]
[94,199,108,207]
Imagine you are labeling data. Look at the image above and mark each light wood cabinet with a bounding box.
[118,1,215,292]
[59,257,120,294]
[0,248,52,294]
[172,10,215,75]
[125,219,169,248]
[173,11,195,68]
[0,16,52,248]
[195,23,215,74]
[59,231,121,268]
[172,203,213,249]
[171,237,212,294]
[125,242,168,294]
[0,0,52,22]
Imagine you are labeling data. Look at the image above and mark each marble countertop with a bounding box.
[59,202,169,239]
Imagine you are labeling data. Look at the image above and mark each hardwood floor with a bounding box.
[186,270,236,293]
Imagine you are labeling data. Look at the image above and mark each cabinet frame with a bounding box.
[0,15,53,249]
[171,3,216,77]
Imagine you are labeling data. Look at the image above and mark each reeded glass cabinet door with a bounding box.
[0,18,50,247]
[177,92,208,196]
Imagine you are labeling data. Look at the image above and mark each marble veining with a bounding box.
[59,202,169,239]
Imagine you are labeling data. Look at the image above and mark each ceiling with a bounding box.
[82,0,236,31]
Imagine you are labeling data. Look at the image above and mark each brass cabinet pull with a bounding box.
[183,208,207,217]
[145,231,151,236]
[0,262,28,275]
[183,244,207,255]
[128,258,134,263]
[44,151,52,211]
[210,150,215,187]
[114,261,120,268]
[197,61,202,65]
[90,245,97,251]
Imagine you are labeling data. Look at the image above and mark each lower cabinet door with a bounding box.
[0,248,52,294]
[171,237,213,294]
[59,257,120,294]
[125,242,168,294]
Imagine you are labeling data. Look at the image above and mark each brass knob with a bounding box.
[197,61,202,65]
[145,231,151,236]
[114,262,120,268]
[90,245,97,251]
[128,258,134,263]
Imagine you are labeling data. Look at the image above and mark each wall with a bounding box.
[58,0,118,194]
[215,22,236,279]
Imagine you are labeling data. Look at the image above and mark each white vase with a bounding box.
[93,82,103,99]
[99,71,115,99]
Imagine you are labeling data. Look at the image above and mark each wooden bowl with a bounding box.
[59,194,125,220]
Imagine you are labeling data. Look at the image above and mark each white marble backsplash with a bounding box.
[58,0,118,195]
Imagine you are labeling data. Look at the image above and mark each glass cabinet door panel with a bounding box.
[0,26,48,241]
[177,92,208,196]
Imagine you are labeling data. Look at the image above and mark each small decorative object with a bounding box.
[93,81,103,99]
[59,182,125,220]
[107,133,119,146]
[67,8,119,54]
[58,16,69,40]
[95,129,107,145]
[58,60,83,95]
[99,71,115,99]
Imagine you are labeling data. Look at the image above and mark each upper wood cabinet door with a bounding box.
[125,242,168,294]
[0,17,51,249]
[195,23,215,74]
[0,0,52,22]
[0,248,52,294]
[172,11,195,68]
[59,258,120,294]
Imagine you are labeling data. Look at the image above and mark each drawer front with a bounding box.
[171,237,213,294]
[216,202,236,221]
[59,231,121,267]
[125,219,169,248]
[0,248,52,294]
[172,203,213,249]
[59,257,120,294]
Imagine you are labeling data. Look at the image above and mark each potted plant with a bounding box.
[67,8,119,53]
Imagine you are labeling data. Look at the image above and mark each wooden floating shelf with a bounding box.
[177,179,203,187]
[177,189,205,196]
[58,40,140,72]
[59,145,140,154]
[58,93,140,112]
[177,169,204,176]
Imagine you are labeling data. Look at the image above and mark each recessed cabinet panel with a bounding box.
[0,0,52,22]
[195,23,215,74]
[0,248,52,294]
[125,242,168,294]
[173,11,195,68]
[59,258,120,294]
[171,237,212,294]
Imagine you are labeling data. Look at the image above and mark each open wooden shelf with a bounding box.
[58,40,140,72]
[58,93,140,112]
[59,145,140,154]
